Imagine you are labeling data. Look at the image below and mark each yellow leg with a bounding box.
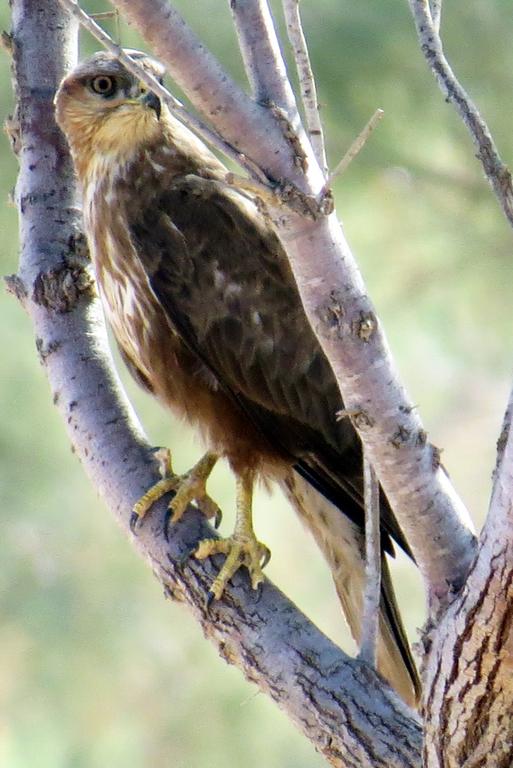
[131,449,221,531]
[194,468,271,600]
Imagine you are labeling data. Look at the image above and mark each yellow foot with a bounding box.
[130,449,221,532]
[194,467,270,601]
[195,534,271,601]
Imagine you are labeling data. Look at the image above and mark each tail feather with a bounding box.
[282,470,420,708]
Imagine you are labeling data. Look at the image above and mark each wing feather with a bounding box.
[130,174,410,552]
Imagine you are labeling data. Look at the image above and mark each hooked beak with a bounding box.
[141,90,161,120]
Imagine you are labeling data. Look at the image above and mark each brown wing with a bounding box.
[129,174,409,553]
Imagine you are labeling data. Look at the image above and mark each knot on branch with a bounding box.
[33,243,95,313]
[276,182,334,219]
[316,289,346,336]
[353,311,377,342]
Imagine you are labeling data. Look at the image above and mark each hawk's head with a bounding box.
[55,50,166,178]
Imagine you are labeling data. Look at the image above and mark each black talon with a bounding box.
[129,510,140,534]
[214,508,222,529]
[206,590,216,608]
[261,547,271,568]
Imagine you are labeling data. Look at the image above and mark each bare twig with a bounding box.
[408,0,513,229]
[282,0,328,176]
[359,455,381,669]
[229,0,297,117]
[229,0,309,176]
[58,0,268,183]
[322,108,384,194]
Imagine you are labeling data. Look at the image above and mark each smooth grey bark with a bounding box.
[8,1,422,765]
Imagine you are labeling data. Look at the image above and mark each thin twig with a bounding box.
[90,9,121,43]
[321,108,383,195]
[282,0,328,176]
[358,455,381,668]
[408,0,513,229]
[58,0,269,184]
[229,0,310,177]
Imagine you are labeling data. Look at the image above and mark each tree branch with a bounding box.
[422,386,513,767]
[8,1,423,764]
[408,0,513,229]
[230,0,297,117]
[359,456,381,669]
[322,108,384,194]
[102,0,477,616]
[282,0,328,176]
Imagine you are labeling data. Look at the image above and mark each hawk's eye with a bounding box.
[90,75,117,97]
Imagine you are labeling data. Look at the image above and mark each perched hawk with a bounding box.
[56,51,419,705]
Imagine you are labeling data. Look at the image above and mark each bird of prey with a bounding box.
[55,50,420,705]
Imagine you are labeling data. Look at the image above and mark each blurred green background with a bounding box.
[1,1,512,766]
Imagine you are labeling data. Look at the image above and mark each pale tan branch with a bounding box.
[322,108,384,195]
[104,0,479,610]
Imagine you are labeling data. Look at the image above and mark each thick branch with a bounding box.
[408,0,513,229]
[422,400,513,766]
[230,0,298,117]
[107,0,477,614]
[9,1,422,764]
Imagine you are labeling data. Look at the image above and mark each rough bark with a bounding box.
[422,386,513,767]
[8,1,423,765]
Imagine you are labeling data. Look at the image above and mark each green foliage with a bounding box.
[1,1,512,765]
